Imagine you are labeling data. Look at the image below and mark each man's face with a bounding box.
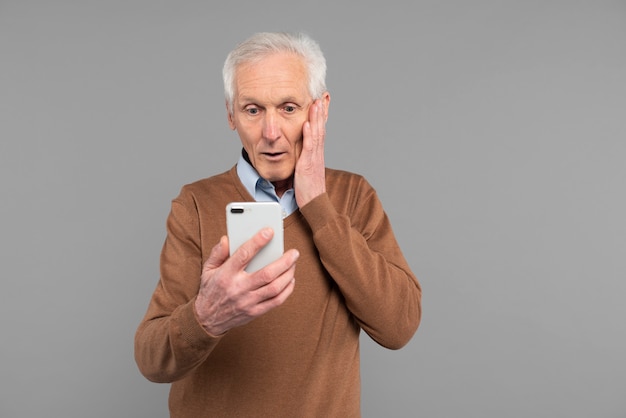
[227,52,318,184]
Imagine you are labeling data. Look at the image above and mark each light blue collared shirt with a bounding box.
[236,153,298,218]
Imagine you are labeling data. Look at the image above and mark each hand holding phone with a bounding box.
[195,216,297,336]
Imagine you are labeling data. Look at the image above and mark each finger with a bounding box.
[308,98,319,120]
[202,235,230,271]
[308,100,321,144]
[248,256,298,314]
[249,249,299,289]
[315,99,327,129]
[302,120,312,152]
[229,227,274,271]
[248,276,296,318]
[302,102,323,155]
[313,100,325,138]
[318,101,326,139]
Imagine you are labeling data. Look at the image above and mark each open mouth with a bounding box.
[263,152,285,158]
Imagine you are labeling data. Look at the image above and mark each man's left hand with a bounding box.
[294,98,328,208]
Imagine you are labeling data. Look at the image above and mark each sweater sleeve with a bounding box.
[134,195,222,383]
[299,184,422,349]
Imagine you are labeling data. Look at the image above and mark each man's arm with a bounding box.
[294,97,421,349]
[134,198,218,383]
[134,196,298,383]
[301,186,422,349]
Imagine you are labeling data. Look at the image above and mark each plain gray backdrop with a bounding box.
[1,1,625,417]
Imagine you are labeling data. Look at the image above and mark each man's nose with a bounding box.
[262,111,281,141]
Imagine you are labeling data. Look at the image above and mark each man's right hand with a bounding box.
[194,227,299,336]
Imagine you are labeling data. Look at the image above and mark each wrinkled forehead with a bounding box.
[234,53,310,100]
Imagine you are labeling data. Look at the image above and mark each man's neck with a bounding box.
[272,177,294,198]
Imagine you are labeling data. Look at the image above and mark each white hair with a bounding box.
[223,32,327,114]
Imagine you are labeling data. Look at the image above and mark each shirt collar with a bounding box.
[235,149,299,217]
[236,149,260,200]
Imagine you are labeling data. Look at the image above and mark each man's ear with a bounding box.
[226,100,236,130]
[321,92,331,122]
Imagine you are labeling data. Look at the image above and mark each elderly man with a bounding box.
[135,31,421,417]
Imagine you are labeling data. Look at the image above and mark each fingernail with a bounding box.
[261,227,273,238]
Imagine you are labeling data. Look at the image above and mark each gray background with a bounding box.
[1,1,625,417]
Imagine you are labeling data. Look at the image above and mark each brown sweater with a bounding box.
[134,166,422,417]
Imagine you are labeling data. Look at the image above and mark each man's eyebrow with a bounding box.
[238,96,258,105]
[279,96,300,104]
[238,96,304,105]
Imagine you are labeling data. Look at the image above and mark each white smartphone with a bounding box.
[226,202,284,273]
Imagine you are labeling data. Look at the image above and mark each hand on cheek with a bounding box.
[294,100,327,208]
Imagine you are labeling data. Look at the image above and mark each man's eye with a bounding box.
[245,107,259,115]
[283,105,296,114]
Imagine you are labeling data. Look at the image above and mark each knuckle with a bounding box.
[255,268,274,286]
[248,304,268,318]
[233,298,248,314]
[235,246,252,264]
[263,280,282,296]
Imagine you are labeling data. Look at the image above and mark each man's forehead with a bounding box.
[238,51,305,71]
[234,55,310,104]
[235,53,307,83]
